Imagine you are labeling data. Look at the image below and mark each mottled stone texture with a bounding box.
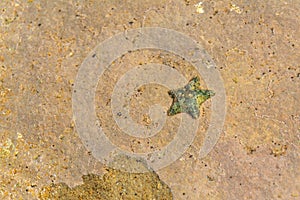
[0,0,299,199]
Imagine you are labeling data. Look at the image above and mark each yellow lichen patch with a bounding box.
[244,145,257,155]
[194,2,205,14]
[0,65,12,117]
[0,132,30,162]
[142,114,152,126]
[0,138,14,159]
[230,3,242,14]
[270,142,288,157]
[44,30,76,56]
[68,79,74,85]
[0,131,42,198]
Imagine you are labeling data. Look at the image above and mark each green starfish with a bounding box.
[167,77,215,119]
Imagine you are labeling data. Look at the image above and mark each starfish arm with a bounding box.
[188,77,201,90]
[185,104,200,119]
[167,101,182,116]
[168,90,175,97]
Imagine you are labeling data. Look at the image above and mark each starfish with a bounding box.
[167,77,215,119]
